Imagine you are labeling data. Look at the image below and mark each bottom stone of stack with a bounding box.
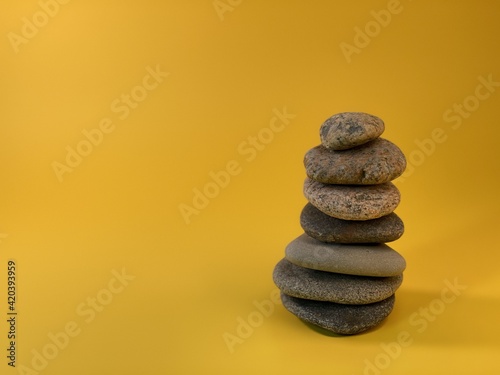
[281,293,395,335]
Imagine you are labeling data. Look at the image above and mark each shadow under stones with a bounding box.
[295,288,500,348]
[374,289,500,347]
[378,213,500,347]
[301,321,349,338]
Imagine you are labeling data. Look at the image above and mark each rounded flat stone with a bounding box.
[303,178,400,220]
[285,233,406,276]
[300,203,404,243]
[273,258,403,304]
[320,112,384,150]
[304,138,406,185]
[281,293,395,335]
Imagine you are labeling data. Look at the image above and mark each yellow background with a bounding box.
[2,0,500,374]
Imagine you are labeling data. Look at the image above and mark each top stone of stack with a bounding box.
[320,112,384,150]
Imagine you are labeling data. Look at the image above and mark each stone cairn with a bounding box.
[273,112,407,334]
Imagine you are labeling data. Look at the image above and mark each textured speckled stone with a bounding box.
[303,178,400,221]
[285,233,406,277]
[320,112,384,150]
[281,293,395,335]
[273,258,403,304]
[304,138,406,185]
[300,203,404,243]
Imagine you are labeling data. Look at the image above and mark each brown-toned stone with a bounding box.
[304,138,406,185]
[320,112,384,150]
[303,179,400,220]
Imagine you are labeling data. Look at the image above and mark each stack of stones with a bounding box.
[273,112,407,335]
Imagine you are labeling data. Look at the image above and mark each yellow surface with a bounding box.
[1,1,500,374]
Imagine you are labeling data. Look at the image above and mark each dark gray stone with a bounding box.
[320,112,384,150]
[304,138,406,185]
[281,293,395,335]
[273,258,403,304]
[303,179,401,221]
[285,233,406,277]
[300,203,404,243]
